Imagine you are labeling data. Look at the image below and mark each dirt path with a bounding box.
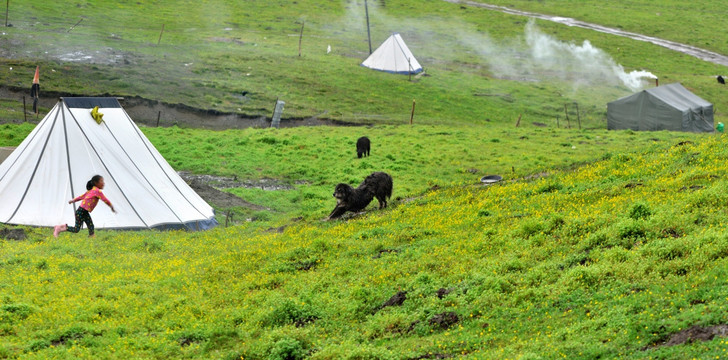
[444,0,728,67]
[0,86,364,130]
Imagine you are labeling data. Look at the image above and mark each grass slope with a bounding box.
[1,127,727,358]
[0,122,700,223]
[0,0,725,125]
[474,0,728,55]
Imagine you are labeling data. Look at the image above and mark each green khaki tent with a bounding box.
[607,83,713,132]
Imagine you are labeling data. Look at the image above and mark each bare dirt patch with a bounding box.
[182,176,268,210]
[375,291,407,313]
[653,324,728,348]
[429,312,459,330]
[0,86,366,130]
[178,172,305,191]
[0,228,26,241]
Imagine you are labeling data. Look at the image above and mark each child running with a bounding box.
[53,175,115,238]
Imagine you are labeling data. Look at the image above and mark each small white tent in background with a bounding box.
[361,33,423,74]
[0,97,217,231]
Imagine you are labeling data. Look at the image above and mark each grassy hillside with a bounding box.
[475,0,728,55]
[0,122,700,224]
[2,1,728,359]
[0,128,726,358]
[0,0,725,125]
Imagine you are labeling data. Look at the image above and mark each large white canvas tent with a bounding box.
[0,97,217,230]
[607,83,714,132]
[361,33,423,74]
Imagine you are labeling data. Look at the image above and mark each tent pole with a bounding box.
[365,0,372,54]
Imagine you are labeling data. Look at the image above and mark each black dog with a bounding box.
[328,172,393,219]
[356,136,371,158]
[719,75,726,85]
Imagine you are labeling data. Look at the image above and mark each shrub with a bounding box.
[477,209,491,217]
[520,220,544,238]
[628,202,652,220]
[536,182,562,194]
[258,136,278,145]
[617,220,646,240]
[26,340,50,352]
[269,337,307,360]
[262,299,319,327]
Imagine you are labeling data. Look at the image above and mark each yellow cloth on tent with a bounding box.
[91,106,104,124]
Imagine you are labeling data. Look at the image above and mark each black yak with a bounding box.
[356,136,371,158]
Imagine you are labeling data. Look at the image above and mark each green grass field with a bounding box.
[2,0,728,358]
[0,122,702,225]
[473,0,728,55]
[0,124,726,358]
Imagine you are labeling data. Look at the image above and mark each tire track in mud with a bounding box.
[445,0,728,67]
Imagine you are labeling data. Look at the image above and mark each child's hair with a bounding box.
[86,175,103,191]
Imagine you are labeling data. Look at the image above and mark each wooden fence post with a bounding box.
[564,104,571,129]
[575,103,582,130]
[298,21,304,57]
[410,99,416,124]
[157,24,165,45]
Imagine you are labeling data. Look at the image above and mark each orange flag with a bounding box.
[30,66,40,114]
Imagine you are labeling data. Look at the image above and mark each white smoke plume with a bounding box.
[461,21,656,92]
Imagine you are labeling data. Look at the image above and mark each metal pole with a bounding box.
[365,0,372,54]
[156,111,161,127]
[4,0,8,27]
[22,96,26,122]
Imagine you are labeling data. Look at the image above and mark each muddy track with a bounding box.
[445,0,728,67]
[0,86,365,130]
